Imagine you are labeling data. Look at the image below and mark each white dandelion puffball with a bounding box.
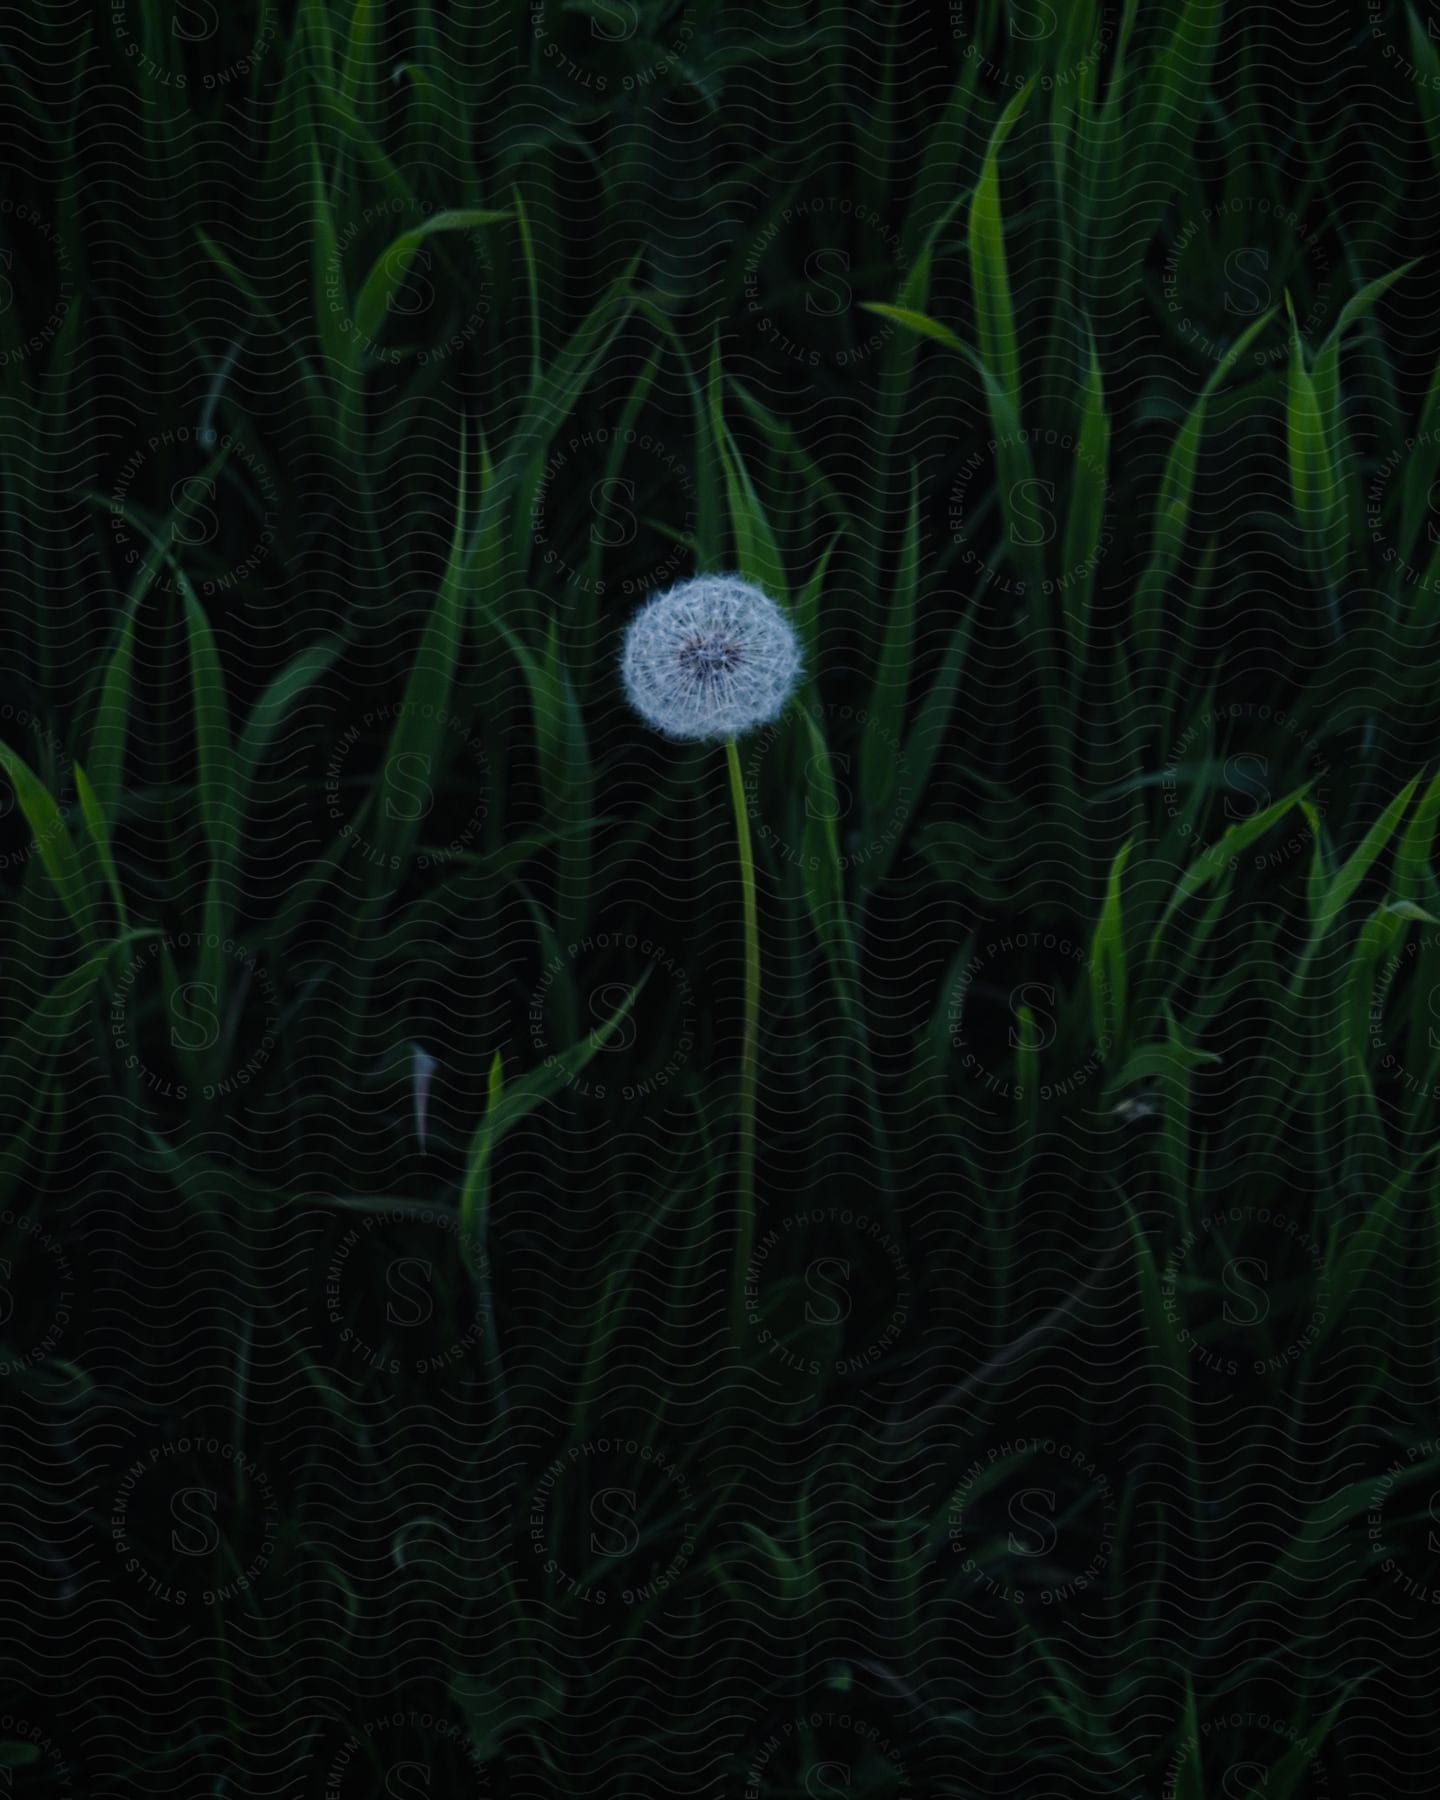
[620,574,803,744]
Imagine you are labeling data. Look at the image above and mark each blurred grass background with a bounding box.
[3,0,1440,1794]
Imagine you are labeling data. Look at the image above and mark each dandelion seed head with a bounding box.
[620,574,802,743]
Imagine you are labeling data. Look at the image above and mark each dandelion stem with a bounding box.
[725,735,760,1342]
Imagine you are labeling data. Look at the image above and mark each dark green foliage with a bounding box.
[2,2,1439,1794]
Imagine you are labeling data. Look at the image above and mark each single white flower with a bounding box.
[620,573,802,743]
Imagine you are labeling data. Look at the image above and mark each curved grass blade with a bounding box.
[0,741,95,945]
[968,79,1033,422]
[351,207,509,348]
[458,977,650,1266]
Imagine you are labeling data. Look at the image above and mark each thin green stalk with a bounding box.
[726,736,760,1343]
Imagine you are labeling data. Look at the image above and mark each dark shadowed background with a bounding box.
[3,1,1440,1794]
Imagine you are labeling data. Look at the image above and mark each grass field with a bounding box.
[3,0,1440,1793]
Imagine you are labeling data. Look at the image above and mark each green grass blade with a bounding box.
[968,79,1033,420]
[351,208,509,347]
[0,741,95,944]
[862,467,918,816]
[72,761,127,929]
[458,979,649,1258]
[1286,298,1341,605]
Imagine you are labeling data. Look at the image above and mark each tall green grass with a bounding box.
[1,2,1439,1794]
